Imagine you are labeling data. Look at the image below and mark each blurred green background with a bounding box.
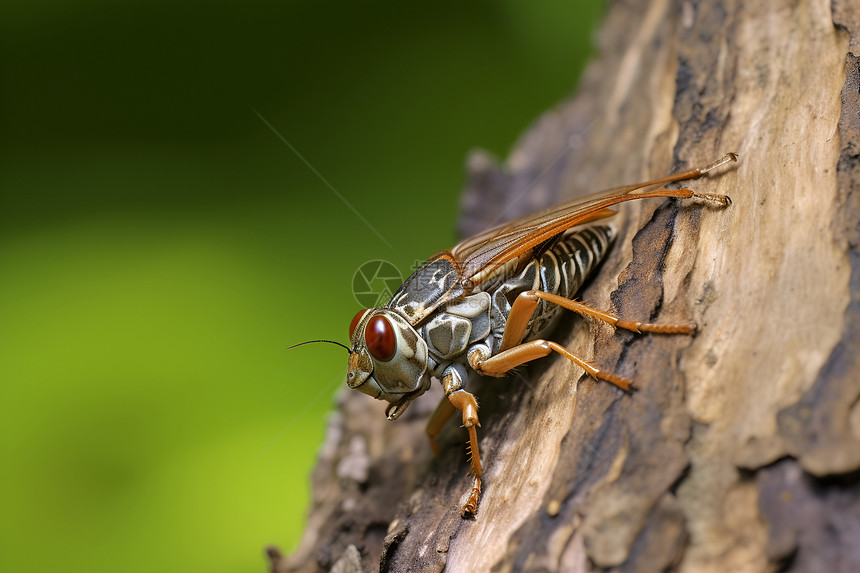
[0,1,604,571]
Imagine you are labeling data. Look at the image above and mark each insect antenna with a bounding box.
[286,340,351,353]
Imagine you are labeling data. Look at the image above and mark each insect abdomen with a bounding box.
[489,225,615,347]
[542,225,615,301]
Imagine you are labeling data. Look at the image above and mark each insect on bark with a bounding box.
[306,152,737,517]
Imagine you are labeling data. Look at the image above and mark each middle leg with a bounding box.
[469,339,633,390]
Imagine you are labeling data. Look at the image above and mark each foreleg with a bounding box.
[440,368,483,517]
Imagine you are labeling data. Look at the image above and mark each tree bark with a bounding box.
[270,0,860,571]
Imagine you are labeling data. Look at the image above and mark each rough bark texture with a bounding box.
[270,1,860,571]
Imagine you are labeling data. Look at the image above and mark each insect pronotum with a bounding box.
[306,152,737,517]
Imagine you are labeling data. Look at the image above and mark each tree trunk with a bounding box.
[269,0,860,571]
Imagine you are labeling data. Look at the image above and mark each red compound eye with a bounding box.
[349,309,368,339]
[365,315,396,362]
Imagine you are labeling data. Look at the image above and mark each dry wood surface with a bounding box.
[270,1,860,571]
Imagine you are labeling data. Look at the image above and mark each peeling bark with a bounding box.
[271,1,860,571]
